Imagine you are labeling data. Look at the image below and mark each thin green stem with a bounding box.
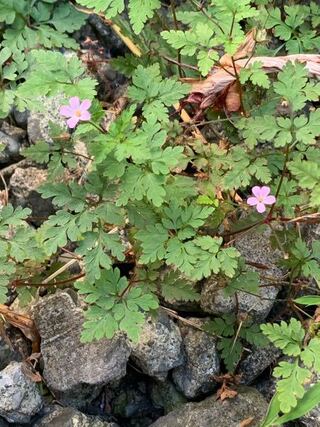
[170,0,184,78]
[88,120,106,134]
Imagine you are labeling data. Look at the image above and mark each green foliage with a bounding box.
[128,64,189,122]
[262,319,320,422]
[0,204,44,303]
[76,0,160,34]
[136,203,240,280]
[282,238,320,283]
[0,0,86,117]
[3,5,320,422]
[75,267,159,341]
[205,313,267,372]
[263,5,320,53]
[16,50,97,111]
[240,61,270,89]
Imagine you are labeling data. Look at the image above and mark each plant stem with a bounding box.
[267,144,290,219]
[88,121,106,134]
[189,0,225,34]
[170,0,184,78]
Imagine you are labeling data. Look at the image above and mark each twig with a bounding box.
[42,259,80,284]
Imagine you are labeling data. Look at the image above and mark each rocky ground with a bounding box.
[0,13,319,427]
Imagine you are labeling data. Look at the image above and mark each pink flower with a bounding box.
[59,97,91,128]
[247,186,276,213]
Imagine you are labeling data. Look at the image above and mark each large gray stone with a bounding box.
[9,166,54,223]
[0,362,43,424]
[238,345,281,385]
[151,381,187,415]
[0,131,21,165]
[27,94,67,144]
[0,338,15,371]
[150,386,268,427]
[201,226,283,321]
[33,291,131,407]
[172,318,220,398]
[130,312,184,381]
[33,406,119,427]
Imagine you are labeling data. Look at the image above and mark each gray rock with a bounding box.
[0,417,8,427]
[130,312,184,381]
[0,362,43,423]
[33,291,131,407]
[0,337,21,371]
[151,381,187,415]
[238,345,281,384]
[200,226,283,321]
[27,94,67,144]
[9,166,54,222]
[88,15,125,55]
[12,108,29,129]
[0,131,21,164]
[172,318,220,398]
[255,377,277,402]
[110,375,160,421]
[33,406,119,427]
[300,406,320,427]
[150,386,268,427]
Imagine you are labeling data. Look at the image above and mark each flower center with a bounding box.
[257,196,264,202]
[75,109,82,117]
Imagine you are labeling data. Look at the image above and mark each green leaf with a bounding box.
[204,313,236,337]
[136,224,169,263]
[76,268,158,342]
[294,295,320,306]
[128,64,188,122]
[160,271,200,303]
[128,0,160,34]
[300,337,320,373]
[273,361,310,413]
[224,271,260,296]
[274,62,320,111]
[261,319,305,356]
[240,61,270,89]
[76,0,124,17]
[276,382,320,424]
[217,337,243,372]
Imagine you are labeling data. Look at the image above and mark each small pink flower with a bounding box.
[59,97,91,128]
[247,186,276,213]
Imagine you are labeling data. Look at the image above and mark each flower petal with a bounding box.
[59,105,72,117]
[247,196,258,206]
[80,99,91,111]
[256,202,266,213]
[264,195,276,205]
[69,96,80,110]
[260,186,271,198]
[80,110,91,121]
[252,186,262,197]
[67,116,79,129]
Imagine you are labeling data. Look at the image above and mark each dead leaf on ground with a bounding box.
[21,360,42,383]
[0,304,40,352]
[239,417,255,427]
[186,30,320,115]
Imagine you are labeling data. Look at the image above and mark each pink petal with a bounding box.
[80,99,91,111]
[59,105,72,117]
[67,116,79,128]
[252,186,262,197]
[260,186,271,198]
[69,96,80,109]
[247,197,258,206]
[256,202,266,213]
[80,110,91,121]
[264,195,276,205]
